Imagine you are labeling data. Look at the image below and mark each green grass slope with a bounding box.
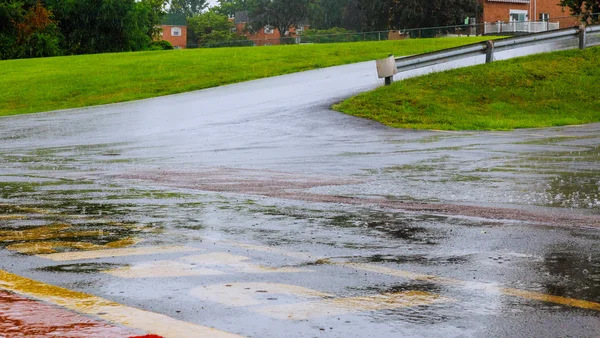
[334,47,600,131]
[0,37,493,117]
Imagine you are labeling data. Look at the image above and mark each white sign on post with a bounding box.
[376,55,398,79]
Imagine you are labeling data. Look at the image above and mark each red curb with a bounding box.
[0,290,140,337]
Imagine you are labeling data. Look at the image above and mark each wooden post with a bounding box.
[485,40,494,63]
[579,25,587,50]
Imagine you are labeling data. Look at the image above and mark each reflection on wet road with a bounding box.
[1,62,599,337]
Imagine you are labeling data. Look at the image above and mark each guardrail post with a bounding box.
[485,40,494,63]
[579,25,587,50]
[385,54,394,86]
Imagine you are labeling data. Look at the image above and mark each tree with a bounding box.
[309,0,348,29]
[215,0,253,17]
[169,0,208,17]
[187,9,242,46]
[0,0,61,59]
[341,0,362,31]
[390,0,479,31]
[559,0,600,23]
[357,0,392,31]
[247,0,311,37]
[45,0,152,54]
[355,0,478,33]
[138,0,168,40]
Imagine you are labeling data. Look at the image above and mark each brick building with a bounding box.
[160,13,188,49]
[479,0,579,33]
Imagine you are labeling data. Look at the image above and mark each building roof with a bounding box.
[162,13,187,26]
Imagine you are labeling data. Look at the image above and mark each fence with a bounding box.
[377,24,600,84]
[187,14,590,49]
[484,21,560,34]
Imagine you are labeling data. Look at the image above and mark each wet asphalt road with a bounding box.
[1,60,600,337]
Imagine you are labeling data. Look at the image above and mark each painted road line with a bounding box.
[342,262,600,312]
[256,291,452,320]
[190,282,333,307]
[108,261,226,278]
[8,238,141,255]
[0,290,139,337]
[0,269,244,338]
[501,288,600,311]
[0,215,27,220]
[38,245,203,261]
[107,253,311,278]
[190,282,451,320]
[216,241,600,312]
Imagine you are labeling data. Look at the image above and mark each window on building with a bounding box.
[171,27,181,36]
[539,13,550,22]
[264,25,274,35]
[509,10,528,22]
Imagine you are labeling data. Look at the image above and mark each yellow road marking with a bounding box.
[39,245,202,261]
[342,262,600,312]
[107,253,310,278]
[0,224,99,242]
[501,288,600,311]
[214,242,600,312]
[0,204,53,214]
[8,238,140,255]
[0,215,27,220]
[0,223,142,255]
[0,269,244,338]
[180,253,310,273]
[257,291,452,320]
[191,282,450,320]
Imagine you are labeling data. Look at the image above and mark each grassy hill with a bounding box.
[0,37,493,117]
[334,46,600,130]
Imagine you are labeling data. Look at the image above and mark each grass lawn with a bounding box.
[334,46,600,131]
[0,37,494,117]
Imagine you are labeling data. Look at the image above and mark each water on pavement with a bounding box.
[1,51,599,337]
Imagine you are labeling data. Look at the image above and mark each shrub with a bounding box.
[148,40,174,50]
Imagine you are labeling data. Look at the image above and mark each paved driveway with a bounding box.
[1,61,599,337]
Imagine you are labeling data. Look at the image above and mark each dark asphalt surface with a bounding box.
[1,60,600,337]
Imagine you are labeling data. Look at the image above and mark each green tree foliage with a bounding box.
[1,0,167,59]
[139,0,168,40]
[0,0,61,59]
[357,0,478,32]
[247,0,311,37]
[341,0,362,31]
[309,0,347,29]
[187,9,244,46]
[148,39,174,49]
[169,0,208,17]
[559,0,600,23]
[45,0,148,54]
[390,0,479,30]
[357,0,392,31]
[215,0,253,17]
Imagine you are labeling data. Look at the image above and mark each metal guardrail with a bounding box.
[378,24,600,84]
